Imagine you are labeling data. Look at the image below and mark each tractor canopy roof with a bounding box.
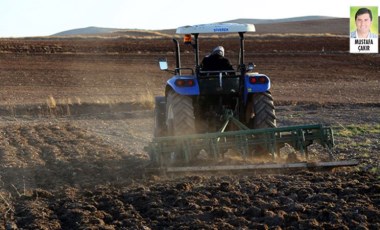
[176,23,255,34]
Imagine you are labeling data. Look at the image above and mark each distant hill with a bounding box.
[53,26,120,36]
[52,26,173,37]
[52,16,379,37]
[223,16,335,24]
[255,18,349,35]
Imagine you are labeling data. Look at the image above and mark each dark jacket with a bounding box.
[200,54,234,71]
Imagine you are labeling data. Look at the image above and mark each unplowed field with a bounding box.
[0,36,379,229]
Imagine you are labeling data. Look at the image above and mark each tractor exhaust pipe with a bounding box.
[172,39,181,75]
[239,32,246,74]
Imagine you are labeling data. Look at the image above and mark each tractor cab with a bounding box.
[159,23,266,102]
[160,23,256,77]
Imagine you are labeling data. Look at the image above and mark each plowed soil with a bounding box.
[0,35,379,229]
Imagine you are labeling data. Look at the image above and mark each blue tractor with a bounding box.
[147,23,357,173]
[156,23,275,137]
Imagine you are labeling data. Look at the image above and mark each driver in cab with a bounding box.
[200,46,234,71]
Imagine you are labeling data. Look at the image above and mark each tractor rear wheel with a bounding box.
[165,90,196,164]
[166,90,195,136]
[249,91,276,129]
[246,91,277,156]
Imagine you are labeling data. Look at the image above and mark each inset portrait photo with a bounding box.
[350,6,378,53]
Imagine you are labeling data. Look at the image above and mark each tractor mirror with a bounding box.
[158,58,168,70]
[248,62,255,71]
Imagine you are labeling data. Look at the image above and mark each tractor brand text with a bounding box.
[214,28,229,32]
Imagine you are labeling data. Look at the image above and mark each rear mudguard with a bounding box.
[244,73,271,104]
[166,74,271,102]
[166,75,200,95]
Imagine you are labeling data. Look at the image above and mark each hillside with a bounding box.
[52,16,354,37]
[223,16,336,24]
[53,26,120,36]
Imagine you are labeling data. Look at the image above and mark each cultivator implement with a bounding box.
[146,121,358,174]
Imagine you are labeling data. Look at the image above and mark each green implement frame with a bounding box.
[146,119,358,173]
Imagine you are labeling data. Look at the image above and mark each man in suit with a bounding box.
[350,8,378,39]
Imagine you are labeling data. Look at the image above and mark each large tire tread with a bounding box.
[246,91,277,156]
[166,90,195,136]
[252,92,276,129]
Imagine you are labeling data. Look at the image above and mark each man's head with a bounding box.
[355,8,373,36]
[212,46,225,57]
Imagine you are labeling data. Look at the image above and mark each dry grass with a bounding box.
[46,95,57,109]
[335,124,380,137]
[133,89,155,109]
